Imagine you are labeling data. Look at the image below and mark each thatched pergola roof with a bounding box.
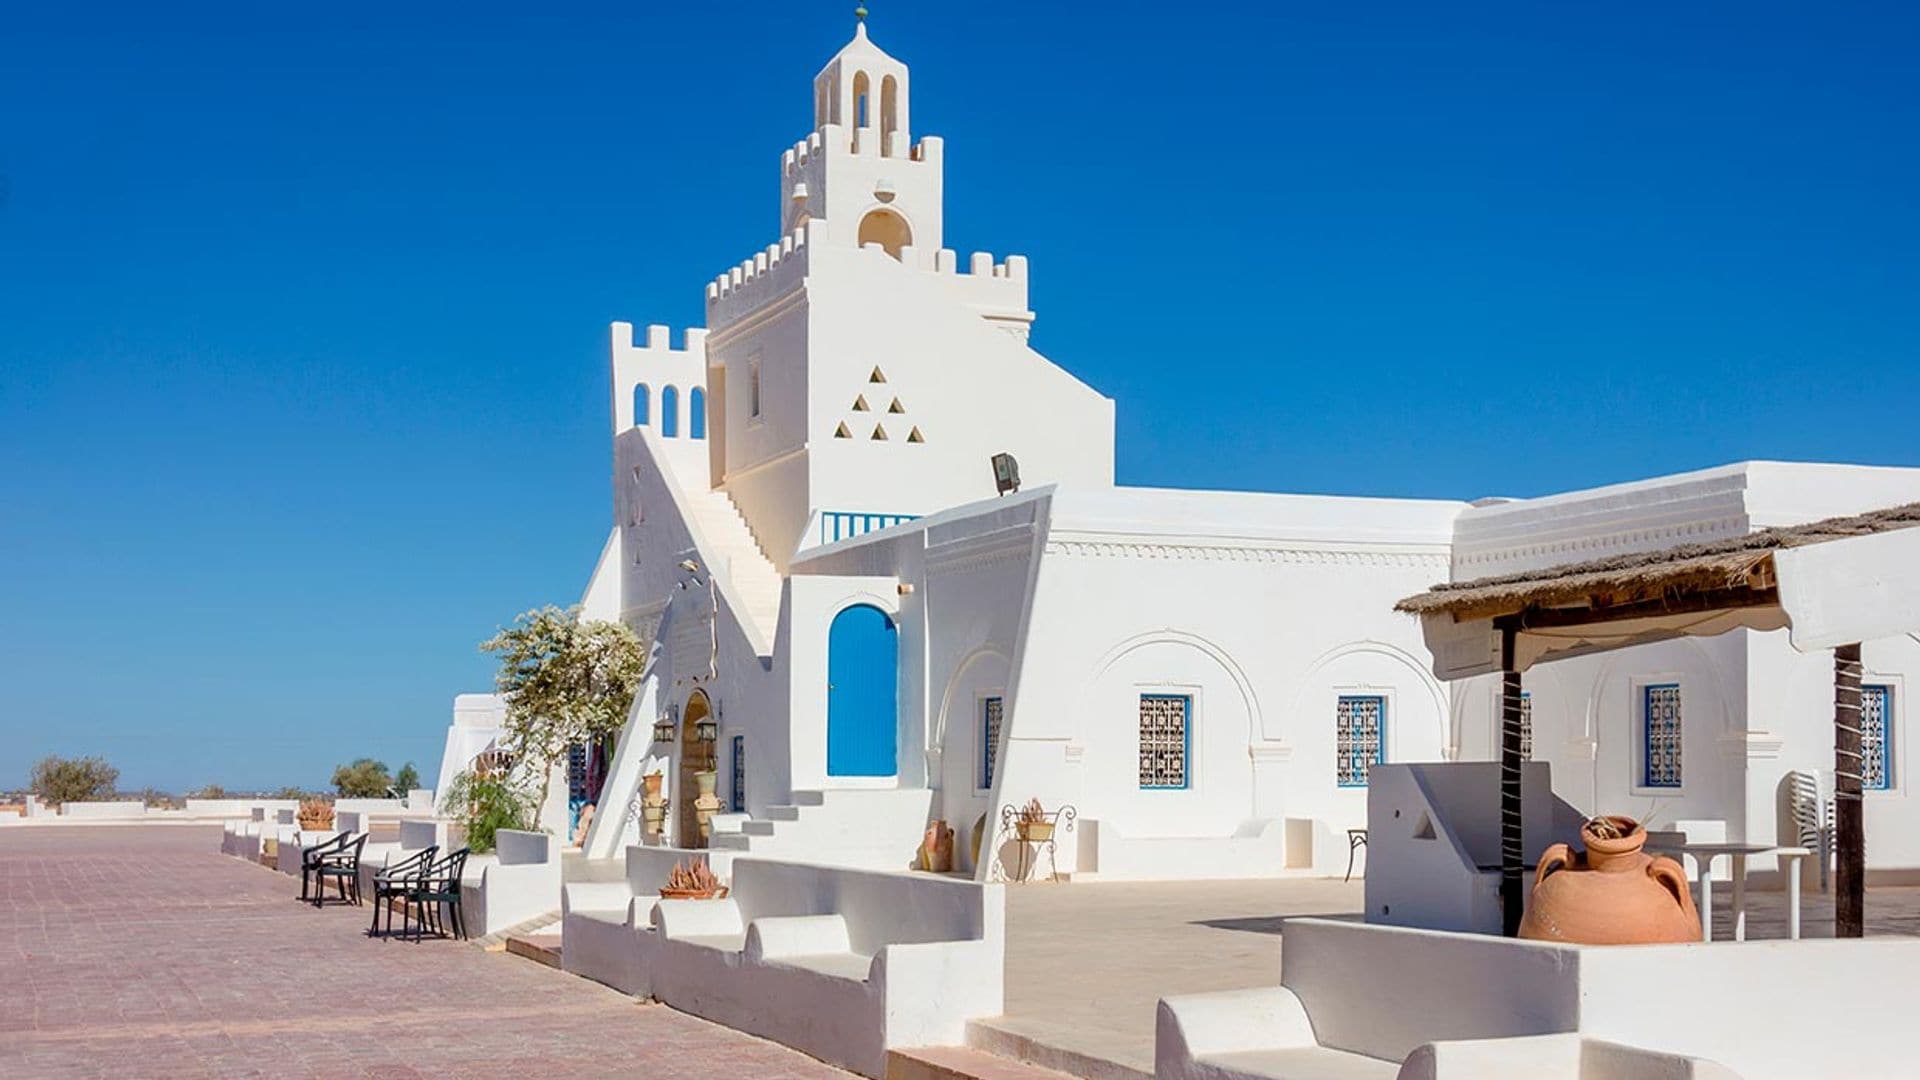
[1396,502,1920,624]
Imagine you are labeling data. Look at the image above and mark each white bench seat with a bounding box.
[772,952,875,981]
[677,932,748,953]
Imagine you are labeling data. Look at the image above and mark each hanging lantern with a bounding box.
[652,705,676,743]
[695,715,719,743]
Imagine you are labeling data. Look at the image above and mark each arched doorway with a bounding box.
[679,689,714,847]
[827,604,898,777]
[856,209,912,259]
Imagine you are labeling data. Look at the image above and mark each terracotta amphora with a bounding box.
[1519,815,1700,945]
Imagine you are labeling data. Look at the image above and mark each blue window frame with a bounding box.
[633,383,650,427]
[660,385,680,438]
[1863,685,1894,792]
[1337,695,1386,787]
[979,696,1003,790]
[689,387,707,440]
[1138,694,1190,790]
[730,735,746,811]
[1642,683,1683,789]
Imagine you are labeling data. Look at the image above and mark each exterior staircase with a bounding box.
[683,485,784,650]
[707,788,935,871]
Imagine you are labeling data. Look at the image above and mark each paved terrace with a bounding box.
[0,826,847,1079]
[987,875,1920,1079]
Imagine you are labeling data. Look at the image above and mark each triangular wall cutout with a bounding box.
[1412,812,1436,840]
[888,397,905,414]
[871,424,888,441]
[833,422,852,439]
[852,395,870,412]
[869,366,887,383]
[906,426,924,443]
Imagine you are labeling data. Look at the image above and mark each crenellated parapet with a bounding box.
[610,321,709,437]
[706,220,819,331]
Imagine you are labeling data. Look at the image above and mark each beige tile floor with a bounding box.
[983,876,1920,1078]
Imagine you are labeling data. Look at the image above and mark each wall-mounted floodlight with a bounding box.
[991,453,1021,496]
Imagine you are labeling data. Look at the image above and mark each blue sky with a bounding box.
[3,2,1917,792]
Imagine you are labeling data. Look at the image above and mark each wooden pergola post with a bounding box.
[1835,642,1865,937]
[1497,615,1525,937]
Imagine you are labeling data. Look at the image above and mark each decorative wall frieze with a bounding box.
[1454,515,1749,575]
[1041,534,1450,570]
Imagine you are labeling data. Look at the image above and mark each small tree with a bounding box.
[331,758,393,798]
[190,783,226,800]
[440,767,534,853]
[272,785,305,800]
[29,755,118,807]
[394,762,421,792]
[481,605,644,826]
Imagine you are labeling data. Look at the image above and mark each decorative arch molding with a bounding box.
[933,645,1012,749]
[1288,639,1449,755]
[1583,634,1739,743]
[1075,629,1263,746]
[825,588,901,624]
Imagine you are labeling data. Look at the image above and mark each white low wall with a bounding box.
[1084,818,1287,881]
[185,799,300,819]
[61,801,149,819]
[1157,919,1920,1080]
[461,829,561,937]
[562,850,1003,1077]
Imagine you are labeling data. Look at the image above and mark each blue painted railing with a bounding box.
[819,511,919,545]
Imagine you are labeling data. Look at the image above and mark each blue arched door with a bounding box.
[827,604,898,777]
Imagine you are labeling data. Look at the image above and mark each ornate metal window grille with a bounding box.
[1336,695,1386,788]
[1863,685,1894,792]
[730,735,746,812]
[1642,684,1683,789]
[980,696,1004,790]
[1138,694,1190,790]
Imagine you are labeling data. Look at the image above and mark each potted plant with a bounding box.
[297,796,335,831]
[659,857,727,900]
[920,820,955,872]
[1014,798,1053,843]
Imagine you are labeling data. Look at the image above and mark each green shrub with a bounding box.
[330,757,393,798]
[394,762,421,792]
[29,755,118,807]
[441,769,534,853]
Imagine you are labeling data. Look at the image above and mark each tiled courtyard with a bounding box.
[0,826,847,1079]
[988,873,1920,1078]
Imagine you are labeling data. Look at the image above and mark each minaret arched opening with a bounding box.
[857,208,912,259]
[880,75,899,155]
[852,70,871,129]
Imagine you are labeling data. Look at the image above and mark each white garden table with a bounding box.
[1677,841,1810,942]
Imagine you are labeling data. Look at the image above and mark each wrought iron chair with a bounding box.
[1345,828,1368,883]
[367,845,438,937]
[401,847,470,941]
[298,831,351,902]
[310,833,368,908]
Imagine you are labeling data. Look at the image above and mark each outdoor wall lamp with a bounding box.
[652,704,677,743]
[991,452,1021,496]
[694,716,719,743]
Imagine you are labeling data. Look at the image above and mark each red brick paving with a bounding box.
[0,826,849,1079]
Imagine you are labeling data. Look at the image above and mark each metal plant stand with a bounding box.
[994,802,1077,883]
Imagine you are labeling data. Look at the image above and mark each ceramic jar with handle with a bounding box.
[1520,815,1701,944]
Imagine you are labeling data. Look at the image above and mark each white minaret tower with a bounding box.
[783,13,944,263]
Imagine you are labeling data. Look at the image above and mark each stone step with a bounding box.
[885,1046,1081,1080]
[504,933,562,969]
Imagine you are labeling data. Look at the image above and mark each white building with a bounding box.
[569,21,1920,883]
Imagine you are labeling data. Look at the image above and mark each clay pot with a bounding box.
[1519,815,1700,945]
[658,885,728,900]
[921,821,955,873]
